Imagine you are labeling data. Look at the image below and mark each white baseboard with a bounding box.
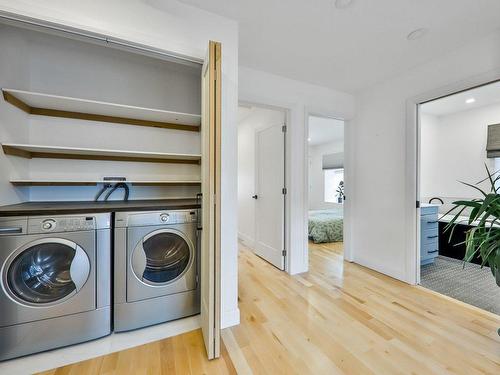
[0,316,200,374]
[238,232,255,249]
[221,307,240,329]
[354,256,407,283]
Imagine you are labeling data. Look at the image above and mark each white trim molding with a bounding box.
[238,232,255,249]
[221,308,241,329]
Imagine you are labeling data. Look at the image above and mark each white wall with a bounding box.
[350,30,500,282]
[0,0,239,328]
[0,26,30,205]
[421,104,500,210]
[308,140,344,210]
[239,66,355,273]
[237,106,284,248]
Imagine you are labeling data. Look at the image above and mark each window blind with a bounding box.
[487,123,500,158]
[322,152,344,170]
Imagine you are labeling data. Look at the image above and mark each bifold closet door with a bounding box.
[200,40,221,360]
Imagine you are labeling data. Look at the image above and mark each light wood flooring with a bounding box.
[225,241,500,374]
[40,241,500,374]
[38,329,236,375]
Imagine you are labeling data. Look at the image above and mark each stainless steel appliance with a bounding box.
[0,213,111,361]
[114,210,200,332]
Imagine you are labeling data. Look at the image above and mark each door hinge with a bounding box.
[416,200,420,208]
[282,249,287,256]
[282,187,287,195]
[282,125,287,133]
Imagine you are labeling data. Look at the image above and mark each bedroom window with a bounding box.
[324,168,344,203]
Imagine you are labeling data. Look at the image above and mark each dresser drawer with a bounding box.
[421,228,439,245]
[421,243,439,259]
[421,216,438,231]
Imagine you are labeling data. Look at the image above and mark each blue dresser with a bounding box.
[420,204,439,265]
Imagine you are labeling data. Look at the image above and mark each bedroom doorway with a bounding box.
[237,103,287,270]
[416,80,500,315]
[307,115,345,260]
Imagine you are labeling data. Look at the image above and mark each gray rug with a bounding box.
[421,256,500,315]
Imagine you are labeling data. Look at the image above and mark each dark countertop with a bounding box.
[0,199,200,217]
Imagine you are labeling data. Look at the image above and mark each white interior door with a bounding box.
[200,40,221,360]
[254,124,285,270]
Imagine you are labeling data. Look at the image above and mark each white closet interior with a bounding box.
[0,23,202,204]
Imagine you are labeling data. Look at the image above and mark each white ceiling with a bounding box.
[308,115,344,146]
[421,80,500,117]
[178,0,500,93]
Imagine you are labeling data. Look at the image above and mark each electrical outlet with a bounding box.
[103,176,127,182]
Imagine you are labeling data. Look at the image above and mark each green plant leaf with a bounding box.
[458,180,488,197]
[485,164,496,193]
[445,167,500,287]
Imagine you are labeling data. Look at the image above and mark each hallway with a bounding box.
[224,243,500,374]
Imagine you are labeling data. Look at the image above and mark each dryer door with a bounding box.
[4,238,91,306]
[128,228,197,302]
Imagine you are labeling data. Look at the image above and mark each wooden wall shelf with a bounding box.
[10,180,201,187]
[2,88,201,132]
[2,143,201,164]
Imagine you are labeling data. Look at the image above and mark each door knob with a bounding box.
[252,195,258,199]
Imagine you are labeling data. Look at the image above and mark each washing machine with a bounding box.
[114,210,200,332]
[0,213,111,361]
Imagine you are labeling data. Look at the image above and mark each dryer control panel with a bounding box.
[118,210,198,227]
[158,211,197,225]
[28,216,96,234]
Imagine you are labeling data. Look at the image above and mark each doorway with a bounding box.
[416,80,500,315]
[307,115,345,260]
[237,103,286,270]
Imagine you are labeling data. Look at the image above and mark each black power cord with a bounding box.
[103,182,129,201]
[94,182,130,202]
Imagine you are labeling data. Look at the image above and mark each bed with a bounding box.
[308,208,343,243]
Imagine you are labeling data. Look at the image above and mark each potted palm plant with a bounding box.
[444,165,500,334]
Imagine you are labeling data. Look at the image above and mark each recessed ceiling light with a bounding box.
[466,98,476,104]
[308,137,312,142]
[335,0,353,9]
[407,28,428,41]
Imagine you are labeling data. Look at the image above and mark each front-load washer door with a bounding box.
[5,239,89,305]
[127,225,197,303]
[0,234,96,327]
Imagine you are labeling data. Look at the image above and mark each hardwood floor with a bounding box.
[38,330,236,375]
[309,240,344,256]
[225,242,500,374]
[39,241,500,374]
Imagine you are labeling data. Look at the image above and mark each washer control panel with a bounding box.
[28,216,96,234]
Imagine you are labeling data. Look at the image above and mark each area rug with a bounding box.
[421,255,500,315]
